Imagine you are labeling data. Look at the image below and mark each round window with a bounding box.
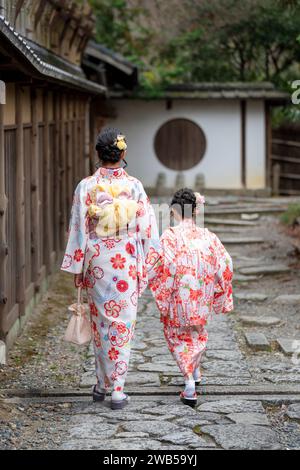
[154,118,206,171]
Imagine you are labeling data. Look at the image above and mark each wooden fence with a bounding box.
[272,124,300,196]
[0,85,90,349]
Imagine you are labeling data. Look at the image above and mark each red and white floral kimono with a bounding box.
[61,167,160,393]
[149,219,233,380]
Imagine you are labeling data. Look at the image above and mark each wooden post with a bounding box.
[272,163,281,196]
[15,86,26,314]
[67,94,73,212]
[240,100,246,188]
[59,93,67,250]
[53,92,60,257]
[0,99,8,335]
[265,102,272,189]
[30,88,41,288]
[43,90,52,274]
[85,97,92,175]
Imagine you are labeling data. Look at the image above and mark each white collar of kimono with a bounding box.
[95,167,126,179]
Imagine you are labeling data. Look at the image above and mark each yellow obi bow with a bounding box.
[88,184,138,237]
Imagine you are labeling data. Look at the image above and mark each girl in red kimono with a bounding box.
[149,188,233,407]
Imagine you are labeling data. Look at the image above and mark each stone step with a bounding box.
[206,218,257,226]
[221,237,265,245]
[273,295,300,305]
[206,206,286,216]
[244,332,271,351]
[276,338,300,356]
[239,316,282,327]
[233,274,260,283]
[239,265,290,276]
[234,293,268,302]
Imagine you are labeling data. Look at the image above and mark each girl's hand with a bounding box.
[74,273,84,288]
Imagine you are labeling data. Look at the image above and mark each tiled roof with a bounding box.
[111,82,289,102]
[0,16,106,95]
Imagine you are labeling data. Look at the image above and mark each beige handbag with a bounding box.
[64,287,92,346]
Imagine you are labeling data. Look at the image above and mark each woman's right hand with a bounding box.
[74,273,84,288]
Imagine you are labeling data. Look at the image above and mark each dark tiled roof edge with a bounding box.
[0,16,106,95]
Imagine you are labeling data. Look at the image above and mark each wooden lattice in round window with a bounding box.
[154,118,206,171]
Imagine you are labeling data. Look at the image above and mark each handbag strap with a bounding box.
[77,286,82,306]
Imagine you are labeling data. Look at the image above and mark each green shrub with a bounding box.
[280,204,300,226]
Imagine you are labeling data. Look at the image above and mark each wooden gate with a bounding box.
[272,125,300,195]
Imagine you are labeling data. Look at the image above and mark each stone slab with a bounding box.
[234,292,268,302]
[239,265,289,276]
[198,399,265,414]
[273,295,300,305]
[245,332,270,351]
[221,237,265,245]
[286,404,300,420]
[233,274,260,283]
[201,424,281,450]
[276,338,300,356]
[240,316,281,327]
[227,412,270,426]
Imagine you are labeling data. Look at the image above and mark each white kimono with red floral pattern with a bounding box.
[61,167,160,392]
[149,219,233,379]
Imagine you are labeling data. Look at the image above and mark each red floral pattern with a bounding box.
[104,300,121,318]
[116,280,129,292]
[110,253,126,270]
[74,249,84,262]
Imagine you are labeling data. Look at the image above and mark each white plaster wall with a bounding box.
[107,99,264,189]
[246,101,266,189]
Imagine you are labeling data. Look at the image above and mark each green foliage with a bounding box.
[89,0,300,106]
[89,0,151,63]
[280,204,300,226]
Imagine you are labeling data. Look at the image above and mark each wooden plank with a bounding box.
[15,86,26,315]
[241,100,246,187]
[280,172,300,180]
[272,138,300,148]
[43,91,53,274]
[53,93,60,256]
[30,89,40,286]
[265,102,272,189]
[3,129,19,330]
[59,94,67,251]
[84,98,91,175]
[67,95,73,213]
[271,154,300,165]
[23,126,32,287]
[0,100,8,333]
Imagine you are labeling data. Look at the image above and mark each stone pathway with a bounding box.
[1,195,300,450]
[60,196,300,450]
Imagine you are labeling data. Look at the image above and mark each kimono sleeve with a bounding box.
[61,180,88,274]
[136,181,160,270]
[148,229,176,314]
[212,234,234,314]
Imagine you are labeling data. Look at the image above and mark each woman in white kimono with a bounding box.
[61,128,160,409]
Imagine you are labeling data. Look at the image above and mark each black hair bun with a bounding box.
[95,127,126,164]
[171,187,196,218]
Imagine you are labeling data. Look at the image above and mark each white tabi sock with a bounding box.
[184,379,195,397]
[111,391,128,402]
[193,368,201,382]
